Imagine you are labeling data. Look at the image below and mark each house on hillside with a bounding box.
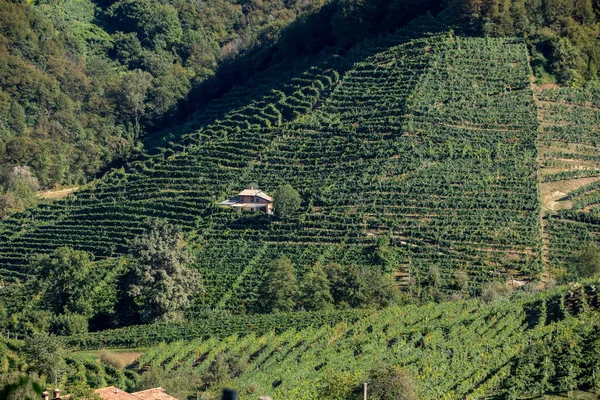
[218,187,273,214]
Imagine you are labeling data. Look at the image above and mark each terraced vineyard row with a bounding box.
[66,281,600,399]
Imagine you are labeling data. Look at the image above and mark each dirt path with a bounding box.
[38,187,79,200]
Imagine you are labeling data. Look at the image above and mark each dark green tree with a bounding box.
[324,263,397,308]
[49,313,88,336]
[260,256,299,313]
[32,247,95,317]
[128,219,204,323]
[273,184,301,218]
[300,263,334,311]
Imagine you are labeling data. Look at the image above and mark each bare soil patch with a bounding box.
[540,177,600,211]
[39,187,78,200]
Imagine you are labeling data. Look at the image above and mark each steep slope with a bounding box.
[0,32,542,303]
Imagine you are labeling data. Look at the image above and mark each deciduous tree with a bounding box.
[273,184,301,218]
[259,256,299,313]
[128,219,204,323]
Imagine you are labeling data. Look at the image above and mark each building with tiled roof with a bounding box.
[218,186,273,214]
[131,387,178,400]
[93,386,178,400]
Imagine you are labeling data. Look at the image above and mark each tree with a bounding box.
[324,263,398,309]
[375,235,394,271]
[300,263,334,311]
[259,256,299,313]
[139,368,202,400]
[118,69,153,137]
[32,247,96,317]
[128,219,204,323]
[0,166,40,216]
[0,375,42,400]
[22,333,66,382]
[573,244,600,278]
[65,382,101,400]
[50,313,88,336]
[273,184,301,217]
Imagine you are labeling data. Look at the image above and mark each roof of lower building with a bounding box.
[94,386,178,400]
[131,387,179,400]
[94,387,140,400]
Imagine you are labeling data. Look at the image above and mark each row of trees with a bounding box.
[257,256,400,313]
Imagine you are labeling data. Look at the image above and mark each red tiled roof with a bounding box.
[94,387,140,400]
[94,386,179,400]
[132,387,179,400]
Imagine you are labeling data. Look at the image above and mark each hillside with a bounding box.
[4,3,600,399]
[46,280,600,399]
[0,30,545,309]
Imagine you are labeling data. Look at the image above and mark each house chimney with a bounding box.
[52,388,61,399]
[41,391,49,400]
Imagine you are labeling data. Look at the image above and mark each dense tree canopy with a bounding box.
[32,247,96,317]
[127,219,204,323]
[274,184,302,217]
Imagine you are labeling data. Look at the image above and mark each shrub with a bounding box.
[367,365,418,400]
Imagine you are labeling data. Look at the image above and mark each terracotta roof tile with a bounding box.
[131,388,179,400]
[94,387,140,400]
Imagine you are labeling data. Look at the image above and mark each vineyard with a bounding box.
[537,87,600,272]
[0,31,545,307]
[60,280,600,399]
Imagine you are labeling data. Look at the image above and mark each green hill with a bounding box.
[0,31,544,308]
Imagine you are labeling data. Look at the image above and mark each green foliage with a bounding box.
[22,333,65,381]
[50,313,88,336]
[33,247,96,317]
[367,365,419,400]
[0,374,42,400]
[258,256,299,313]
[273,184,301,218]
[117,69,153,137]
[64,381,101,400]
[300,263,334,311]
[128,219,204,323]
[324,263,398,309]
[137,367,202,400]
[0,166,39,217]
[573,244,600,278]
